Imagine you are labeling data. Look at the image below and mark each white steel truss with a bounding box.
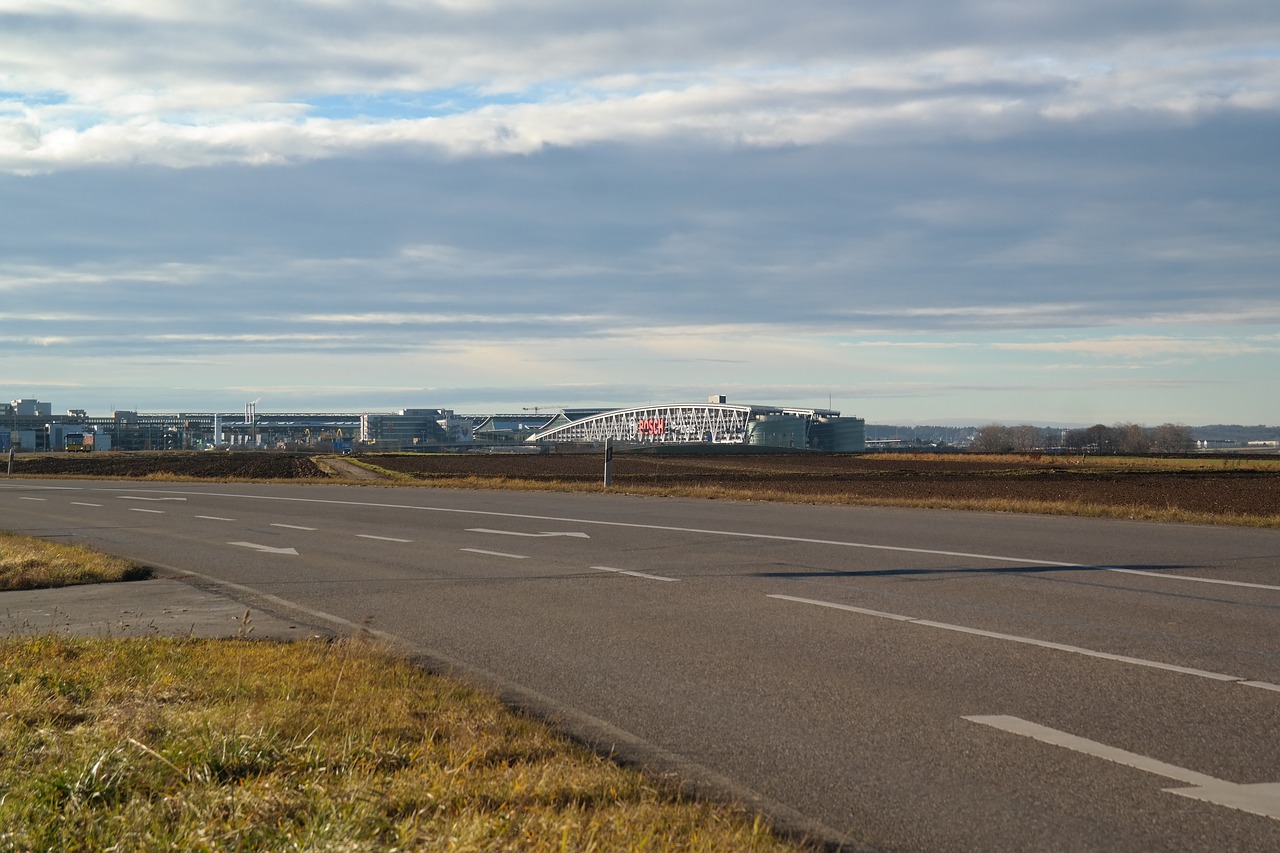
[527,404,756,444]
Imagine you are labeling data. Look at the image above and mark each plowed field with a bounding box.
[367,452,1280,519]
[10,450,1280,522]
[10,452,325,480]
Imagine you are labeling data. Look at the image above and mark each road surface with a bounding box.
[3,478,1278,851]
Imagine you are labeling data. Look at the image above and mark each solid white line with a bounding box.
[1106,567,1280,592]
[1243,681,1280,693]
[271,523,317,531]
[768,594,1246,683]
[912,619,1240,681]
[467,527,591,538]
[196,515,235,521]
[357,534,413,543]
[965,715,1221,786]
[70,502,103,507]
[592,566,679,582]
[460,548,529,559]
[768,594,914,620]
[90,487,1280,594]
[129,508,165,514]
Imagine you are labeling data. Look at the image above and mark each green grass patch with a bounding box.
[0,635,806,851]
[0,532,149,591]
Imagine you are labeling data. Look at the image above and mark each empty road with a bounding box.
[3,478,1278,851]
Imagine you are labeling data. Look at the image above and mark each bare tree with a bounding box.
[1152,423,1194,453]
[1116,423,1152,454]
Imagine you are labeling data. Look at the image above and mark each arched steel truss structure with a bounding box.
[528,403,757,444]
[527,403,835,445]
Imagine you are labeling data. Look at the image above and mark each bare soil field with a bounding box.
[9,451,326,480]
[10,450,1280,524]
[366,451,1280,520]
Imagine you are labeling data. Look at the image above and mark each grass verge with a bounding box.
[0,531,149,591]
[0,534,810,851]
[0,635,803,852]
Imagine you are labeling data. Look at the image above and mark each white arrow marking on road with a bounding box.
[467,528,590,539]
[966,715,1280,821]
[228,541,299,556]
[119,496,188,502]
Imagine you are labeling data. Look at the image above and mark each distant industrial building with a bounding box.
[6,395,865,453]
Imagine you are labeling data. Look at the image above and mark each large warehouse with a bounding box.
[527,396,865,451]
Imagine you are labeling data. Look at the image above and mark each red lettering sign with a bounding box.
[636,418,666,436]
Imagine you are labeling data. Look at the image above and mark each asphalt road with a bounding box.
[3,477,1279,851]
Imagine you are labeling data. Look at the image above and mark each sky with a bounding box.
[2,1,1278,426]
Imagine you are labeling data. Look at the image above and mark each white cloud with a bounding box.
[0,3,1276,170]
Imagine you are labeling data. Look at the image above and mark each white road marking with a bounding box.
[99,488,1278,594]
[769,595,914,621]
[70,502,103,507]
[271,523,317,531]
[769,594,1248,684]
[18,497,47,501]
[592,566,679,582]
[228,541,299,555]
[357,534,413,543]
[119,496,187,502]
[196,515,235,521]
[460,548,529,559]
[965,715,1280,821]
[1104,567,1280,592]
[467,528,590,538]
[129,508,165,514]
[1243,681,1280,693]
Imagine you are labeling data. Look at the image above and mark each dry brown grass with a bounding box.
[0,532,149,591]
[0,634,809,852]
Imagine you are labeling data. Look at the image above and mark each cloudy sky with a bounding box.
[2,1,1277,425]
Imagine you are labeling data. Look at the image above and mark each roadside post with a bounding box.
[603,437,614,488]
[6,445,14,476]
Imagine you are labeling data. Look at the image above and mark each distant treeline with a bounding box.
[969,423,1194,454]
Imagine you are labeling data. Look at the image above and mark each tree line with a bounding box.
[969,423,1195,454]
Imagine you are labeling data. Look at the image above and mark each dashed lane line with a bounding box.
[271,523,318,531]
[460,548,529,560]
[357,534,413,543]
[68,488,1280,594]
[129,508,165,514]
